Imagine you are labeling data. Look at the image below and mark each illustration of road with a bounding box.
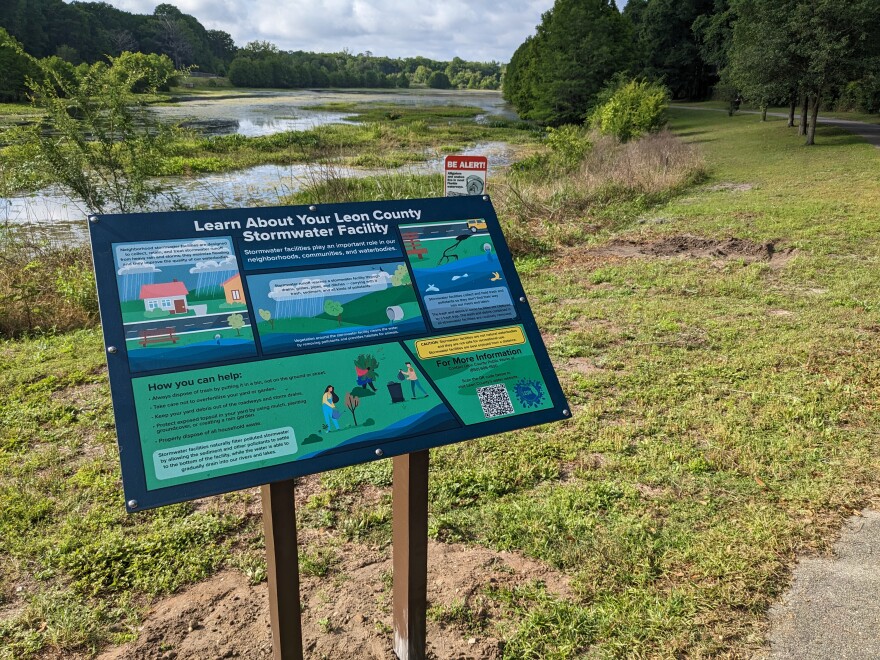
[123,312,253,338]
[406,219,489,243]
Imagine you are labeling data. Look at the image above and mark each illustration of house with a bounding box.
[140,280,189,314]
[223,273,244,305]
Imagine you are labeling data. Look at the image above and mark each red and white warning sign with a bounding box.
[444,155,488,197]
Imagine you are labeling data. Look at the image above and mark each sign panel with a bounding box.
[444,155,487,196]
[89,196,569,511]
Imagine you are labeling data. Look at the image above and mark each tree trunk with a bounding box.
[799,95,808,136]
[761,106,768,121]
[788,97,796,127]
[805,94,820,146]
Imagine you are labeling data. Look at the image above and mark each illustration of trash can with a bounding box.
[387,380,405,403]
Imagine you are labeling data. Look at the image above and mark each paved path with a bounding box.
[767,509,880,659]
[671,105,880,148]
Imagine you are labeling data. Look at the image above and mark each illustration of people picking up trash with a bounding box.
[402,361,429,399]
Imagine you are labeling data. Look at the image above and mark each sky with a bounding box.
[99,1,564,62]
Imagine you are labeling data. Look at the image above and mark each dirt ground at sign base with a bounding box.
[597,234,795,265]
[97,541,572,660]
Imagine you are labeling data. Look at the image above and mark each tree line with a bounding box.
[227,46,500,91]
[0,1,235,73]
[504,0,880,142]
[0,0,500,101]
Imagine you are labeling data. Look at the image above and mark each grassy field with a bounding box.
[674,100,880,125]
[1,109,879,658]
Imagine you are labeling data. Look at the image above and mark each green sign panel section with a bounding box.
[132,324,550,491]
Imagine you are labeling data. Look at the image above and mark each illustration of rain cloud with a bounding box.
[117,262,162,276]
[189,255,238,274]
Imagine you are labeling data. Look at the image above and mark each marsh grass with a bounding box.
[0,231,98,337]
[495,130,706,253]
[145,105,536,177]
[285,164,442,205]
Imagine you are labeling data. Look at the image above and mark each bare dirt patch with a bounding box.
[706,182,756,192]
[98,541,572,660]
[596,234,794,266]
[566,357,607,376]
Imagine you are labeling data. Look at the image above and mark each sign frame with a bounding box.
[89,195,569,512]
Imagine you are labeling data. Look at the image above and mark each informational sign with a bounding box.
[89,196,569,511]
[444,155,487,196]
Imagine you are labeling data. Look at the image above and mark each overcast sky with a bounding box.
[99,1,564,62]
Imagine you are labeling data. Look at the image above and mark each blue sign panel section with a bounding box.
[89,197,570,511]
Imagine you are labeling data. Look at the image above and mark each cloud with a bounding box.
[97,1,556,61]
[189,255,238,273]
[117,262,161,275]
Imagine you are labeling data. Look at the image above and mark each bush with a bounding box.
[1,37,179,214]
[545,125,593,170]
[427,71,451,89]
[590,79,669,142]
[0,231,99,337]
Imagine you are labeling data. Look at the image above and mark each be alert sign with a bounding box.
[444,155,487,197]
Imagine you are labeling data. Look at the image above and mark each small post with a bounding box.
[392,450,430,660]
[261,479,304,660]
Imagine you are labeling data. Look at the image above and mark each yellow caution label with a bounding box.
[415,326,526,359]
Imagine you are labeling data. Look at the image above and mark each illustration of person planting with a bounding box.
[403,362,429,399]
[354,354,380,392]
[322,385,341,431]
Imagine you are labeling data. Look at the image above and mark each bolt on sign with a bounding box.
[444,155,487,197]
[89,196,569,512]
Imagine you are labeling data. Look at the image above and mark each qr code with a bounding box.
[477,384,515,418]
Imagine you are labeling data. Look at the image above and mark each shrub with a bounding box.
[590,79,669,142]
[427,71,451,89]
[545,125,593,170]
[0,231,99,337]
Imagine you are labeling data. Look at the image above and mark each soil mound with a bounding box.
[98,542,571,660]
[602,235,792,264]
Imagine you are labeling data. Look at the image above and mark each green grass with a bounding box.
[674,99,880,125]
[0,102,39,118]
[0,331,250,658]
[1,106,879,658]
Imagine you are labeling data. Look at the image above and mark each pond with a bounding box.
[0,89,516,243]
[2,90,520,244]
[150,88,518,136]
[2,142,517,245]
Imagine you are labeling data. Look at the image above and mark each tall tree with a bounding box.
[726,0,880,144]
[503,0,633,125]
[792,0,880,144]
[626,0,717,99]
[726,0,802,121]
